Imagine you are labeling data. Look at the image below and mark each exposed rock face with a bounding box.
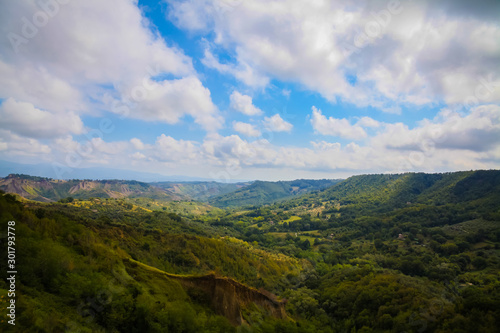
[69,181,98,194]
[0,175,54,201]
[0,174,178,201]
[124,259,287,326]
[169,273,287,325]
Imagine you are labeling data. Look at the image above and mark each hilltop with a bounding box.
[0,174,344,209]
[151,181,250,202]
[0,174,182,202]
[209,179,342,208]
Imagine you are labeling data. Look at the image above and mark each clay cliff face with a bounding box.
[169,273,287,325]
[124,259,287,326]
[0,174,179,201]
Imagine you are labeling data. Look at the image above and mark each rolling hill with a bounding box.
[151,181,250,202]
[0,174,182,202]
[265,170,498,216]
[0,170,499,332]
[209,179,342,207]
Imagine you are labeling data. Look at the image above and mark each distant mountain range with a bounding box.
[272,170,500,219]
[152,181,250,202]
[0,174,181,202]
[0,174,341,205]
[208,179,343,207]
[5,170,498,211]
[0,160,237,182]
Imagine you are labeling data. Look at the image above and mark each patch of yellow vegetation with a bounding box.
[282,216,301,223]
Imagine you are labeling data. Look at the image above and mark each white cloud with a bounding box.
[0,0,221,135]
[0,60,84,113]
[310,107,367,140]
[90,138,128,155]
[202,47,269,88]
[229,91,263,116]
[202,133,276,166]
[356,116,382,128]
[372,104,500,153]
[311,141,341,151]
[130,152,147,160]
[263,114,293,132]
[0,130,51,156]
[233,122,261,137]
[130,138,145,150]
[154,134,199,162]
[0,98,84,139]
[110,76,222,131]
[167,0,500,111]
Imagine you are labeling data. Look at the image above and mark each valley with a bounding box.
[0,170,499,332]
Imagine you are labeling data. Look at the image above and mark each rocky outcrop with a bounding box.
[0,174,177,202]
[170,273,287,325]
[69,181,98,194]
[124,258,287,326]
[0,175,54,201]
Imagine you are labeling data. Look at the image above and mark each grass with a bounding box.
[268,232,319,244]
[442,219,499,236]
[281,216,301,224]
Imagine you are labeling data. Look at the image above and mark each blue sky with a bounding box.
[0,0,499,181]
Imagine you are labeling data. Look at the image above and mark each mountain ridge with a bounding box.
[209,179,343,207]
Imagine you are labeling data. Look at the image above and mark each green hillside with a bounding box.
[151,181,250,201]
[0,193,304,332]
[212,170,500,332]
[0,170,499,332]
[209,179,342,208]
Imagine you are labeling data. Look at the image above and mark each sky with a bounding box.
[0,0,499,181]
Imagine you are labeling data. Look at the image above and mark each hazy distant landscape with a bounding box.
[1,0,500,332]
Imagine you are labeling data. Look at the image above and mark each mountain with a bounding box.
[0,159,224,182]
[151,181,251,202]
[0,192,301,332]
[209,179,343,207]
[281,170,500,216]
[0,174,183,202]
[1,170,499,332]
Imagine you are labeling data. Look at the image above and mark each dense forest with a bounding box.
[208,179,342,207]
[0,170,499,332]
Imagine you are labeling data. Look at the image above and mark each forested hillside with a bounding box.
[212,170,500,331]
[210,179,341,207]
[151,181,250,202]
[0,170,499,332]
[0,193,306,332]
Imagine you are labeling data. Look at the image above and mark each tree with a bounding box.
[300,239,311,250]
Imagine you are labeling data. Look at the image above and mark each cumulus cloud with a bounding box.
[154,134,200,162]
[167,0,500,111]
[263,114,293,132]
[310,107,367,140]
[110,76,222,131]
[0,0,498,179]
[0,98,84,139]
[311,141,341,151]
[372,104,500,153]
[0,130,51,157]
[0,0,220,132]
[356,117,382,128]
[229,91,263,116]
[130,138,146,150]
[233,122,261,137]
[202,47,269,88]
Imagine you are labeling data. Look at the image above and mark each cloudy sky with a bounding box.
[0,0,499,181]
